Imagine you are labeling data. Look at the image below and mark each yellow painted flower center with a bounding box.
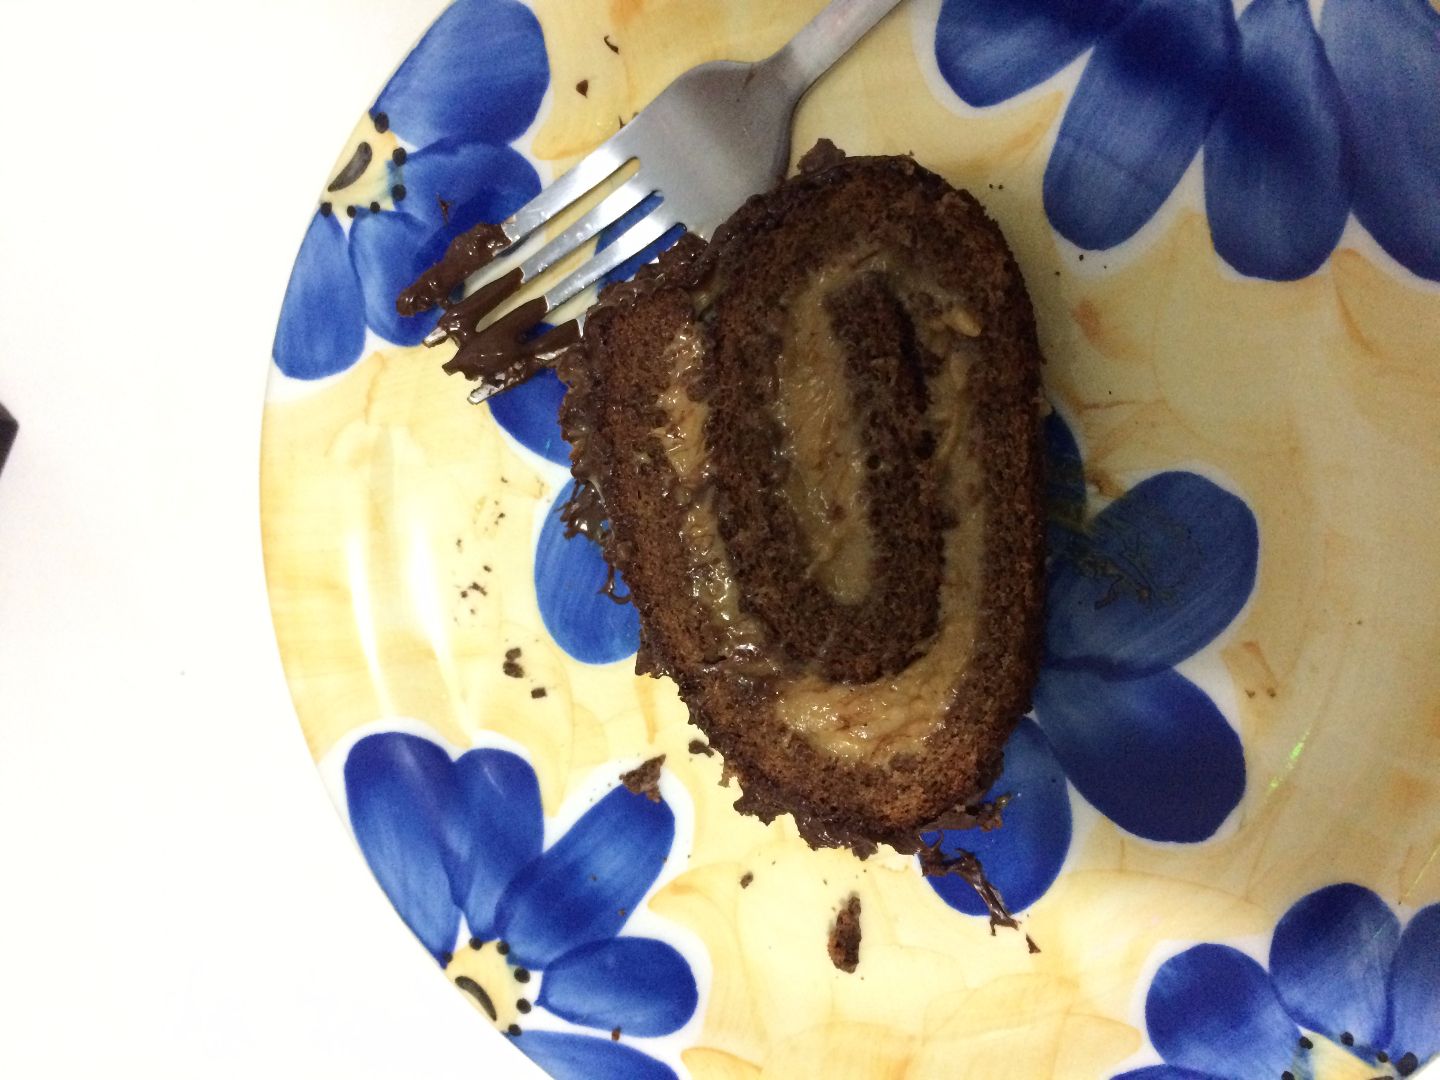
[1296,1031,1420,1080]
[320,112,405,217]
[444,939,539,1035]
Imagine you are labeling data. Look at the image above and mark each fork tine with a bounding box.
[519,175,655,281]
[506,132,635,241]
[543,206,678,311]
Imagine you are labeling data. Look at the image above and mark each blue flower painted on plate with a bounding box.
[345,731,697,1080]
[534,482,642,665]
[272,0,548,380]
[1116,883,1440,1079]
[932,0,1440,282]
[491,366,573,465]
[925,412,1256,916]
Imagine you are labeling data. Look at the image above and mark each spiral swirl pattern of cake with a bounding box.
[559,145,1045,853]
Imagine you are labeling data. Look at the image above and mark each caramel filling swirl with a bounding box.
[648,244,989,760]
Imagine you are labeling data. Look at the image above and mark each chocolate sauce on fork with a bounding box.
[397,222,584,400]
[443,306,581,403]
[397,220,512,317]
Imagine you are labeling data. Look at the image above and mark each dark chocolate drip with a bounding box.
[561,478,610,542]
[398,221,512,316]
[919,842,1020,934]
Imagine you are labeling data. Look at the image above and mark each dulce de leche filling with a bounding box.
[651,249,988,762]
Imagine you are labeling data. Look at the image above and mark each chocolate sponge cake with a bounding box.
[557,144,1046,854]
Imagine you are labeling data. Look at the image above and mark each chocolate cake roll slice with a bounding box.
[558,144,1046,854]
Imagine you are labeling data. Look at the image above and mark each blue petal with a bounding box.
[348,210,444,345]
[539,937,698,1037]
[1388,903,1440,1067]
[921,719,1072,916]
[514,1032,677,1080]
[273,211,367,379]
[933,0,1134,107]
[1203,0,1350,280]
[344,733,463,962]
[453,749,544,940]
[374,0,548,149]
[534,482,641,664]
[1321,0,1440,281]
[1114,1070,1221,1080]
[398,138,542,236]
[1147,944,1302,1080]
[1045,471,1258,677]
[1043,0,1238,249]
[597,193,687,289]
[1269,883,1399,1050]
[1044,410,1087,562]
[489,365,571,465]
[497,785,674,968]
[1034,666,1244,842]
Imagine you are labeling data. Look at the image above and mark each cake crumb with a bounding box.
[688,739,714,757]
[610,1027,621,1041]
[798,138,847,174]
[828,894,862,974]
[530,687,547,699]
[739,872,753,889]
[576,79,590,96]
[1026,935,1041,954]
[604,34,620,53]
[503,647,524,679]
[620,755,665,802]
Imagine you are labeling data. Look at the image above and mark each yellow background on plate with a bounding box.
[262,2,1440,1075]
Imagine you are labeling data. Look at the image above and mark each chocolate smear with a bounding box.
[398,221,512,316]
[919,842,1019,934]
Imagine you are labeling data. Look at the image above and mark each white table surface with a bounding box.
[0,1,538,1075]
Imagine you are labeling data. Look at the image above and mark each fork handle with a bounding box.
[767,0,907,93]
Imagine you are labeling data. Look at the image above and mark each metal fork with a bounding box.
[425,0,906,400]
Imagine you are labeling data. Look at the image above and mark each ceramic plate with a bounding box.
[262,2,1440,1077]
